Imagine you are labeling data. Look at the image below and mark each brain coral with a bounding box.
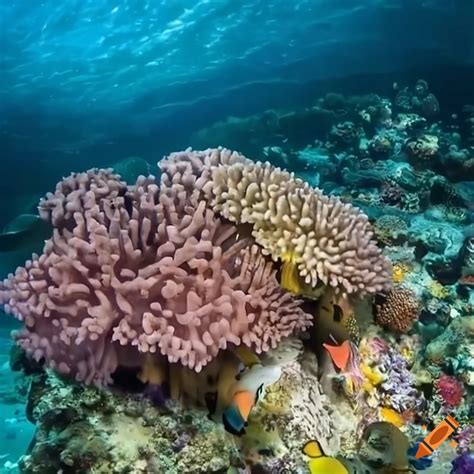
[0,164,311,385]
[167,148,391,297]
[374,286,420,333]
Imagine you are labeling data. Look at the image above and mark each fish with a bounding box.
[303,440,349,474]
[233,345,261,379]
[0,214,52,253]
[222,364,282,436]
[323,337,351,370]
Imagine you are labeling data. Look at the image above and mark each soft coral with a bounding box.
[435,374,464,407]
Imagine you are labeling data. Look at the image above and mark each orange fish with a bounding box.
[222,365,281,436]
[222,386,264,436]
[323,339,351,370]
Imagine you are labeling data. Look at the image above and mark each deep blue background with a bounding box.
[0,0,473,226]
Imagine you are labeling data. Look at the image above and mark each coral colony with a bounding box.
[1,80,473,473]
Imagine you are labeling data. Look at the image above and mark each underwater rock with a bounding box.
[357,421,410,472]
[248,342,356,461]
[405,134,440,169]
[327,121,362,151]
[368,134,393,159]
[373,215,409,246]
[341,167,387,188]
[440,146,474,182]
[14,339,353,473]
[407,216,465,283]
[394,80,440,119]
[461,105,474,147]
[20,365,241,474]
[425,316,474,386]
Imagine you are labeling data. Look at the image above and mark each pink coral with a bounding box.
[0,165,311,386]
[435,374,464,407]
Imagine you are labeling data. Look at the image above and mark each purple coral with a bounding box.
[451,452,474,474]
[0,165,312,386]
[369,337,425,412]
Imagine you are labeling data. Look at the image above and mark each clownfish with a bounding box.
[303,440,349,474]
[222,364,281,436]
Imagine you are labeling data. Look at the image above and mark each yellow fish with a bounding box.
[303,440,349,474]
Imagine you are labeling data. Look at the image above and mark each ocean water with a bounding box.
[1,1,474,473]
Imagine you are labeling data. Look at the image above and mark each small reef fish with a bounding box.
[323,337,351,370]
[222,364,282,436]
[233,345,261,377]
[0,214,52,252]
[302,440,349,474]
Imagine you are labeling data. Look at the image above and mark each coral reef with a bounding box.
[2,76,474,473]
[12,338,352,474]
[0,161,313,383]
[199,148,392,297]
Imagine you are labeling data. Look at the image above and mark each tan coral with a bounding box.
[161,148,392,298]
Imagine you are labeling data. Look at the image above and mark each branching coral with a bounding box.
[175,148,392,298]
[374,286,420,333]
[0,165,312,385]
[0,147,392,389]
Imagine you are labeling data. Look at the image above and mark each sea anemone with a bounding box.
[435,374,464,407]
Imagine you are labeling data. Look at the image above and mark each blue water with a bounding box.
[1,1,472,226]
[0,1,473,471]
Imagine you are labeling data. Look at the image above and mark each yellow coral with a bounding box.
[400,346,414,364]
[361,364,384,386]
[392,263,408,283]
[380,407,405,427]
[428,280,449,299]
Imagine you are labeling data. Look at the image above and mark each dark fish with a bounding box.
[0,215,52,253]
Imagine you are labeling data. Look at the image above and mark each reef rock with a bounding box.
[15,338,351,474]
[242,339,357,471]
